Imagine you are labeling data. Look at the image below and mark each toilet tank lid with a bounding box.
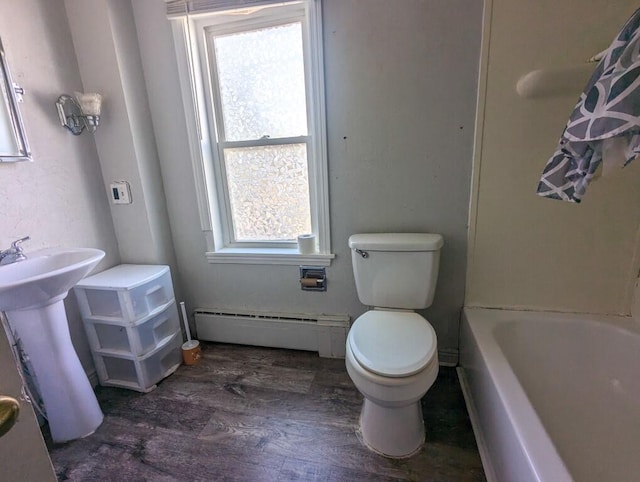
[348,233,443,252]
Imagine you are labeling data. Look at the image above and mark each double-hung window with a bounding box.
[169,0,332,265]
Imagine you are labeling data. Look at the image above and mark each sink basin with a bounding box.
[0,247,106,442]
[0,247,104,311]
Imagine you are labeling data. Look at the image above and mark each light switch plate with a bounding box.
[110,181,132,204]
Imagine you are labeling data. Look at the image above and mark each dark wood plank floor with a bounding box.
[46,342,485,481]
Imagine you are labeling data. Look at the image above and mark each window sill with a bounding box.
[205,248,335,266]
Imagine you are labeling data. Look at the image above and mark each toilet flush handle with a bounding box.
[354,248,369,258]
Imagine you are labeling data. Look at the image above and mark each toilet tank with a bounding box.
[349,233,444,309]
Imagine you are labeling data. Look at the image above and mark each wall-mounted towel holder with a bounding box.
[516,49,606,99]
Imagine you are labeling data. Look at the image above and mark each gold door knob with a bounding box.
[0,396,20,438]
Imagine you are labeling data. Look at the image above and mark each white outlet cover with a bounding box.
[110,181,132,204]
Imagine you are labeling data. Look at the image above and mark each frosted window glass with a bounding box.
[225,144,311,241]
[214,22,308,141]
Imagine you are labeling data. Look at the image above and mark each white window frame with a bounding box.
[170,0,333,266]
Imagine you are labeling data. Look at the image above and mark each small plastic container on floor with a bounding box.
[93,333,182,392]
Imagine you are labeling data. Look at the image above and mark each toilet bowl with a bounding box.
[346,309,438,457]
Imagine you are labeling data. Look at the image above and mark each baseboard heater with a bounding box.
[194,309,350,358]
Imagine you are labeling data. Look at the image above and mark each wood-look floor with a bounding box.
[46,342,485,481]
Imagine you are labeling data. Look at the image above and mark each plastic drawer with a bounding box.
[93,333,182,392]
[83,302,180,357]
[75,265,174,322]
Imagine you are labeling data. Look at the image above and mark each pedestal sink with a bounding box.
[0,247,105,442]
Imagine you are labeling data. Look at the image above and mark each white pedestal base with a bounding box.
[360,398,425,458]
[7,299,103,442]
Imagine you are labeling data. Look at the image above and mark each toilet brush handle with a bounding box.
[180,301,192,342]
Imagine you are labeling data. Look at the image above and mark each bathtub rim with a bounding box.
[457,366,498,482]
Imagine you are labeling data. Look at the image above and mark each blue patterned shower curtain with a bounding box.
[537,8,640,202]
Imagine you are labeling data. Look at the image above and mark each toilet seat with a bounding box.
[348,310,437,378]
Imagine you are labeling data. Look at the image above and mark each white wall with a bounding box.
[65,0,178,271]
[0,0,120,371]
[467,0,640,314]
[133,0,482,359]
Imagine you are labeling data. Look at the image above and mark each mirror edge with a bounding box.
[0,37,31,162]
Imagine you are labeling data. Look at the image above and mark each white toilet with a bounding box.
[346,233,444,458]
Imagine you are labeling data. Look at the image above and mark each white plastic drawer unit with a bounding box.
[74,264,174,322]
[93,333,182,393]
[84,302,180,357]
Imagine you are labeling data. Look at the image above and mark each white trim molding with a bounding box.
[205,248,334,265]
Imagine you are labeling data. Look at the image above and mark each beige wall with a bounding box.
[467,0,640,314]
[633,279,640,321]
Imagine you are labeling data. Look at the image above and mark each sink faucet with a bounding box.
[0,236,30,265]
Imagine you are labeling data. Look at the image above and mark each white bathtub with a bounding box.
[458,307,640,482]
